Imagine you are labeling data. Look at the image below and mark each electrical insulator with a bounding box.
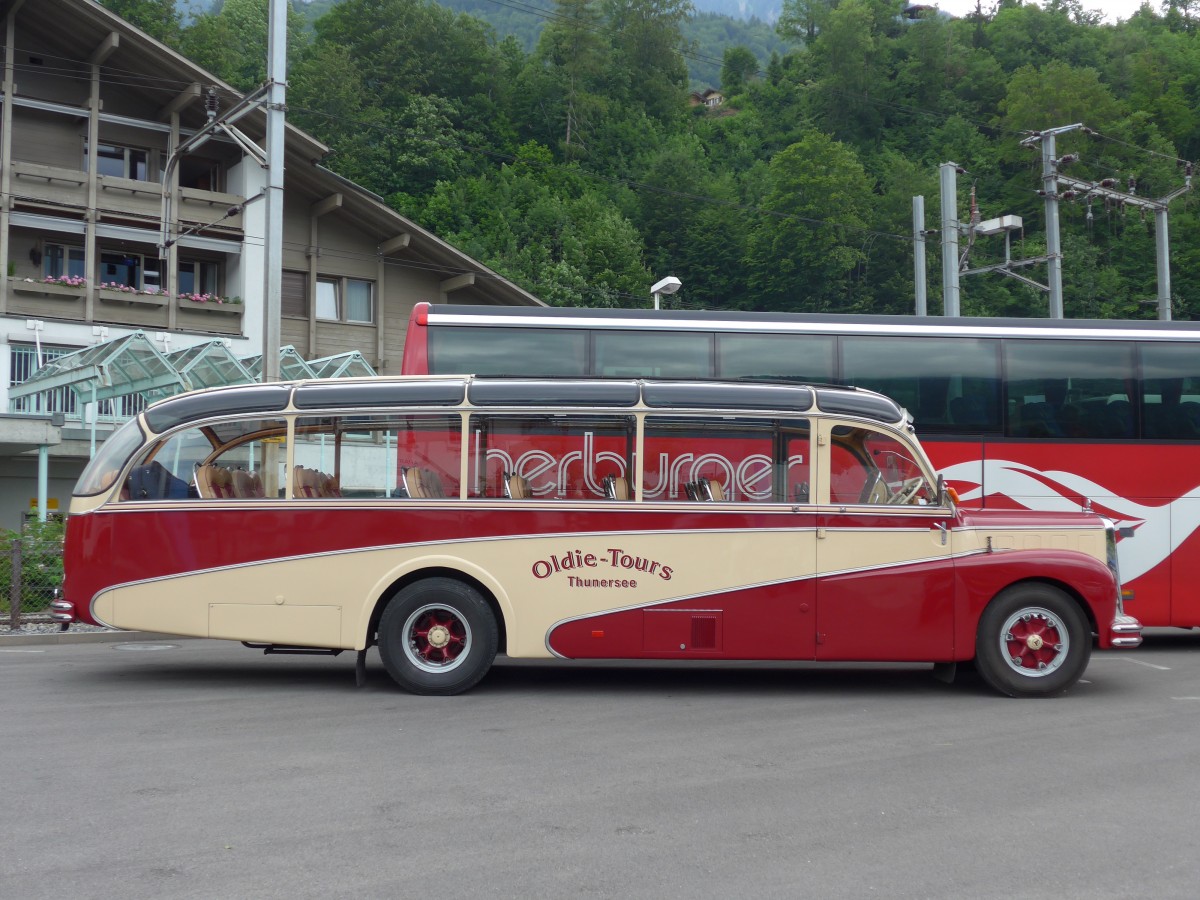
[1062,190,1077,200]
[1127,177,1137,194]
[205,88,219,123]
[1058,154,1078,165]
[1100,178,1115,188]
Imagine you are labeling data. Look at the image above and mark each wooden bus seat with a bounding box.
[318,472,341,498]
[401,466,427,498]
[231,468,256,499]
[602,474,630,500]
[294,466,326,499]
[503,471,531,499]
[195,464,235,500]
[703,479,724,501]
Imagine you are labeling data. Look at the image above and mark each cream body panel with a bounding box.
[428,525,818,658]
[93,522,820,654]
[816,521,951,574]
[209,604,341,645]
[954,526,1107,564]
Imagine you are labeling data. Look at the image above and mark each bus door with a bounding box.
[641,416,818,660]
[813,422,955,661]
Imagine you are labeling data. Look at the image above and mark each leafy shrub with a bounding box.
[0,518,65,616]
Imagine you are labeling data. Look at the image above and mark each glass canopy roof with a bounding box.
[239,345,317,381]
[9,333,377,411]
[8,332,185,404]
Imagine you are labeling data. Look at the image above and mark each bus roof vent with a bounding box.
[642,382,814,412]
[814,388,902,423]
[293,380,465,409]
[145,384,293,433]
[469,379,640,407]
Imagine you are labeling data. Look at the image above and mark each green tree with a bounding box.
[99,0,183,44]
[179,0,308,92]
[530,0,611,159]
[719,46,759,96]
[746,131,875,312]
[776,0,835,44]
[419,144,650,306]
[602,0,694,123]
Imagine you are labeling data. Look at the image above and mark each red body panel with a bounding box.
[547,581,816,660]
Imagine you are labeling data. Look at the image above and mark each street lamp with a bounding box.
[650,275,681,310]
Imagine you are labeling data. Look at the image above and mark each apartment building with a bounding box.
[0,0,541,527]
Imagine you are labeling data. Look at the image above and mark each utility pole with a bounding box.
[1020,123,1192,320]
[912,196,927,315]
[1019,124,1084,317]
[1054,167,1193,321]
[262,0,287,381]
[939,163,961,316]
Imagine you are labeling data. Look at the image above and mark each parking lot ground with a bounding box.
[3,629,1200,899]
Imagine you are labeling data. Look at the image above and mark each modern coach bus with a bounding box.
[404,303,1200,630]
[58,375,1140,697]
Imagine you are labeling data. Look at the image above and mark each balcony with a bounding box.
[10,161,244,236]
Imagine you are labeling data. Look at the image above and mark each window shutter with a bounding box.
[282,270,308,317]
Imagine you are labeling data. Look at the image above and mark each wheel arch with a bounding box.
[985,576,1099,636]
[954,549,1114,656]
[360,563,508,655]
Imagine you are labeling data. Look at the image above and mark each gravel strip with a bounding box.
[1,620,117,636]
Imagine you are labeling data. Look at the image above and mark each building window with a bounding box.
[282,270,307,317]
[10,344,145,420]
[10,344,77,415]
[44,244,86,280]
[316,278,339,320]
[84,141,152,181]
[178,260,220,297]
[100,252,141,290]
[288,274,376,324]
[345,279,373,323]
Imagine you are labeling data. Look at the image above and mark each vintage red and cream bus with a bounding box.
[404,303,1200,630]
[58,376,1140,697]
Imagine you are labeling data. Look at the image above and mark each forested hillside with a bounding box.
[113,1,1200,319]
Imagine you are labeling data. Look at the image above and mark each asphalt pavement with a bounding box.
[2,628,1199,899]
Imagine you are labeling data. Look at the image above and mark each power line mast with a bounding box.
[1021,124,1193,320]
[933,163,1048,316]
[262,0,287,381]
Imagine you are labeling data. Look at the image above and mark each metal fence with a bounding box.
[2,532,65,629]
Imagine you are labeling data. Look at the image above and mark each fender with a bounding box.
[356,553,513,652]
[952,548,1119,656]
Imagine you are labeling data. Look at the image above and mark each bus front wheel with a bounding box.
[974,584,1091,698]
[377,578,499,695]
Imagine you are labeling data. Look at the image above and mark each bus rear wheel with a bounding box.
[377,578,498,695]
[974,584,1091,698]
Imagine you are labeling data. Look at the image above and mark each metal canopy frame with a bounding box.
[8,331,184,405]
[146,341,256,401]
[240,345,316,381]
[11,338,379,456]
[307,351,376,379]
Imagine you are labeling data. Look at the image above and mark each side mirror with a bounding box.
[936,474,951,508]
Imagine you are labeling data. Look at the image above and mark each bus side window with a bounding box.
[644,416,786,503]
[295,414,461,500]
[468,414,634,500]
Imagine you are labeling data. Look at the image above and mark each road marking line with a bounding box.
[1170,697,1200,701]
[1094,656,1170,670]
[0,648,46,653]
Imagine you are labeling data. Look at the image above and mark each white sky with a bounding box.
[933,1,1159,23]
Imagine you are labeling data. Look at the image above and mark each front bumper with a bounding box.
[1108,614,1143,648]
[50,599,75,623]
